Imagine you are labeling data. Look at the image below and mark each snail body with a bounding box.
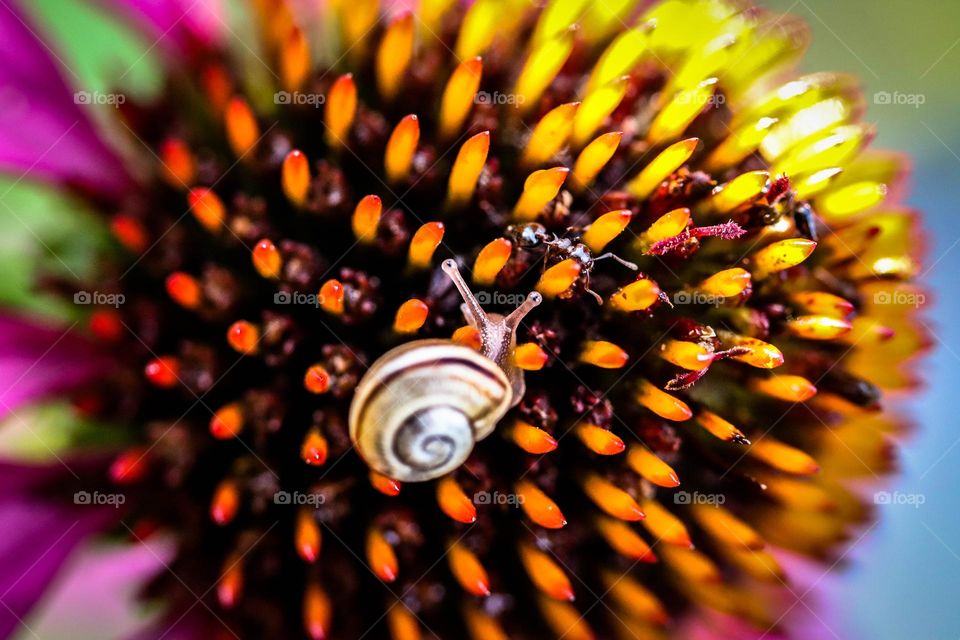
[349,259,541,482]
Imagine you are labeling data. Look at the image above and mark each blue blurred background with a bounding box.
[764,1,960,638]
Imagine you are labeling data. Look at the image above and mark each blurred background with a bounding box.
[764,1,960,638]
[5,0,959,638]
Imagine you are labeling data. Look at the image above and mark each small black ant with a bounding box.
[506,222,638,304]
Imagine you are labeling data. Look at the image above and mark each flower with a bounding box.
[0,0,927,638]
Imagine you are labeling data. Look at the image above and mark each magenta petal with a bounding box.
[95,0,224,52]
[0,1,131,197]
[0,315,104,418]
[0,461,116,639]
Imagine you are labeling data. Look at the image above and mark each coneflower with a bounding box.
[0,0,927,638]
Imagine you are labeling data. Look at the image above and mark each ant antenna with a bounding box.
[594,253,639,270]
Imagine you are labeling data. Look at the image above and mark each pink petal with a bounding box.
[21,535,175,639]
[0,315,103,418]
[0,1,131,197]
[94,0,224,52]
[0,460,116,638]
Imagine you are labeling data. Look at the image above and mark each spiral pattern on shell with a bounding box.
[349,340,514,481]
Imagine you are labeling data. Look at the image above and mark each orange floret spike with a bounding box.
[692,504,765,550]
[394,299,429,334]
[303,581,332,640]
[280,26,310,92]
[111,215,148,253]
[439,57,483,139]
[641,499,692,547]
[609,279,661,312]
[385,114,420,183]
[387,604,421,640]
[750,438,820,475]
[188,187,226,233]
[511,420,558,454]
[696,411,750,444]
[319,280,345,315]
[579,340,629,369]
[227,320,260,355]
[159,138,196,187]
[210,479,239,525]
[570,131,622,191]
[521,102,579,167]
[165,272,202,309]
[145,356,180,388]
[452,325,482,350]
[304,365,331,395]
[520,544,575,601]
[720,333,784,369]
[282,150,310,207]
[447,131,490,207]
[516,480,567,528]
[225,96,259,158]
[752,374,818,402]
[217,554,244,608]
[751,238,817,278]
[300,428,329,465]
[472,238,512,286]
[626,447,680,487]
[437,476,477,523]
[370,471,402,496]
[786,315,853,340]
[658,339,714,371]
[252,238,283,279]
[636,380,692,421]
[575,424,626,456]
[449,542,491,596]
[536,258,580,298]
[367,527,399,583]
[295,507,322,562]
[514,167,569,221]
[581,210,631,252]
[408,222,445,269]
[352,195,382,243]
[628,138,699,199]
[514,342,549,370]
[325,74,357,147]
[596,517,657,562]
[698,268,752,298]
[376,12,415,100]
[583,474,644,521]
[210,403,245,440]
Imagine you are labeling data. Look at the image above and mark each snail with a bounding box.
[349,259,542,482]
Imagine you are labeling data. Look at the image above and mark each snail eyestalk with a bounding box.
[442,259,541,402]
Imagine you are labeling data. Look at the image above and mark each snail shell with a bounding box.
[349,340,512,482]
[349,259,540,483]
